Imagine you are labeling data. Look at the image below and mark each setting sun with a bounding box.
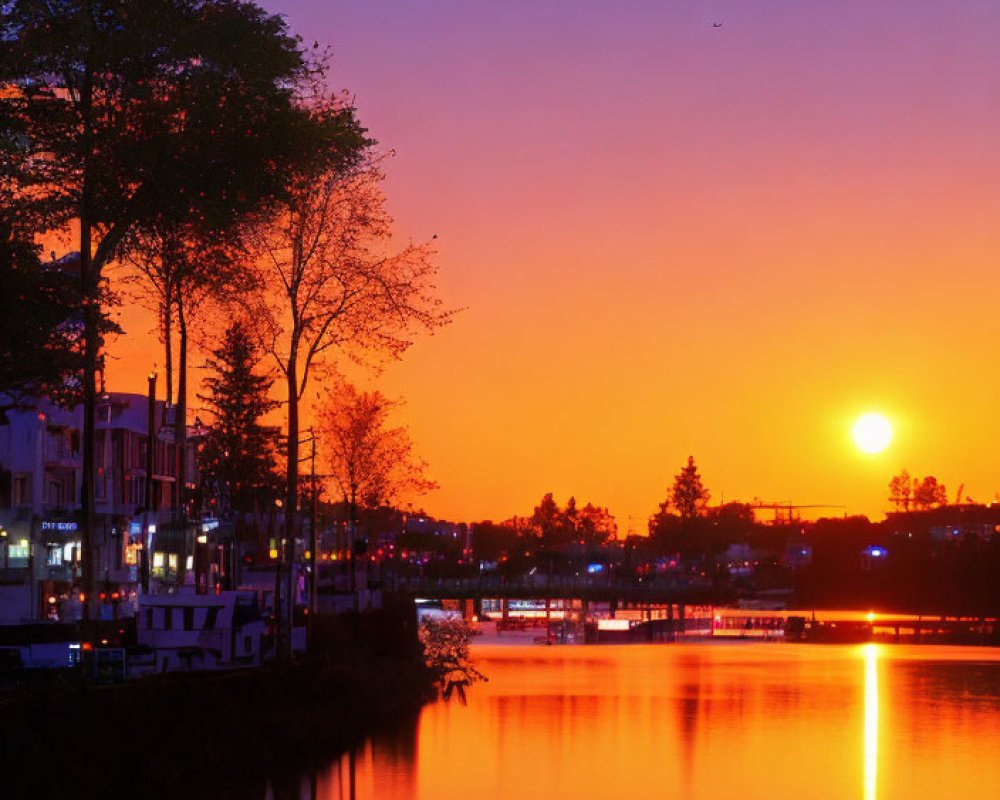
[852,413,893,454]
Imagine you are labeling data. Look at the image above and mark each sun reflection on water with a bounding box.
[863,643,880,800]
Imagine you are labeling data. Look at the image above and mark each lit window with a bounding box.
[9,539,30,562]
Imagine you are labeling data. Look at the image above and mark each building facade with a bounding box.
[0,392,199,623]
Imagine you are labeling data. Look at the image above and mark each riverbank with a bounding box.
[1,599,437,800]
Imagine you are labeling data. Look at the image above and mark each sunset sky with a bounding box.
[107,1,1000,531]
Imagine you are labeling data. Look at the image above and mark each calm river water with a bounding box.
[264,642,1000,800]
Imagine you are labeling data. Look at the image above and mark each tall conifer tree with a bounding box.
[197,321,281,518]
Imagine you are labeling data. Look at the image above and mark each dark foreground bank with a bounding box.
[0,598,437,800]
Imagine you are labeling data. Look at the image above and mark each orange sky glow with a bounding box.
[102,1,1000,530]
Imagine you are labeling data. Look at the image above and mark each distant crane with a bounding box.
[750,502,847,525]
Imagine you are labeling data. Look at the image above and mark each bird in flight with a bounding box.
[713,22,723,28]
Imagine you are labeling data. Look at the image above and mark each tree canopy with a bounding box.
[671,456,710,521]
[913,475,947,510]
[889,470,947,512]
[0,243,84,411]
[3,0,366,255]
[648,457,713,556]
[527,492,617,548]
[318,381,435,512]
[888,469,914,512]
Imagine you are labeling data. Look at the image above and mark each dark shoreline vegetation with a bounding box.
[0,599,437,800]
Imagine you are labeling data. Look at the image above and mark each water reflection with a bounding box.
[259,643,1000,800]
[864,644,879,800]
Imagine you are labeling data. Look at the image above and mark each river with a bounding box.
[262,641,1000,800]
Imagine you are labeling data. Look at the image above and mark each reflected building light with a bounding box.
[864,643,879,800]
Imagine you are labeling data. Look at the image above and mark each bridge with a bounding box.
[385,573,733,606]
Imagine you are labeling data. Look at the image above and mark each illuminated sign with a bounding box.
[41,521,78,532]
[509,599,553,611]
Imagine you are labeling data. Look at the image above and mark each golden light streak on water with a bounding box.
[863,643,880,800]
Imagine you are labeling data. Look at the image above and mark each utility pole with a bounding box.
[349,483,358,612]
[143,371,156,594]
[290,428,319,653]
[309,429,318,634]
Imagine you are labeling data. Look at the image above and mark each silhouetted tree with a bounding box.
[888,469,914,512]
[0,84,86,410]
[672,456,710,521]
[126,229,250,521]
[0,245,88,413]
[419,616,486,695]
[525,493,615,549]
[197,321,282,518]
[649,457,711,556]
[319,382,435,518]
[577,503,617,545]
[648,507,686,554]
[913,475,947,510]
[706,502,758,552]
[471,521,524,563]
[530,492,568,547]
[244,154,450,652]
